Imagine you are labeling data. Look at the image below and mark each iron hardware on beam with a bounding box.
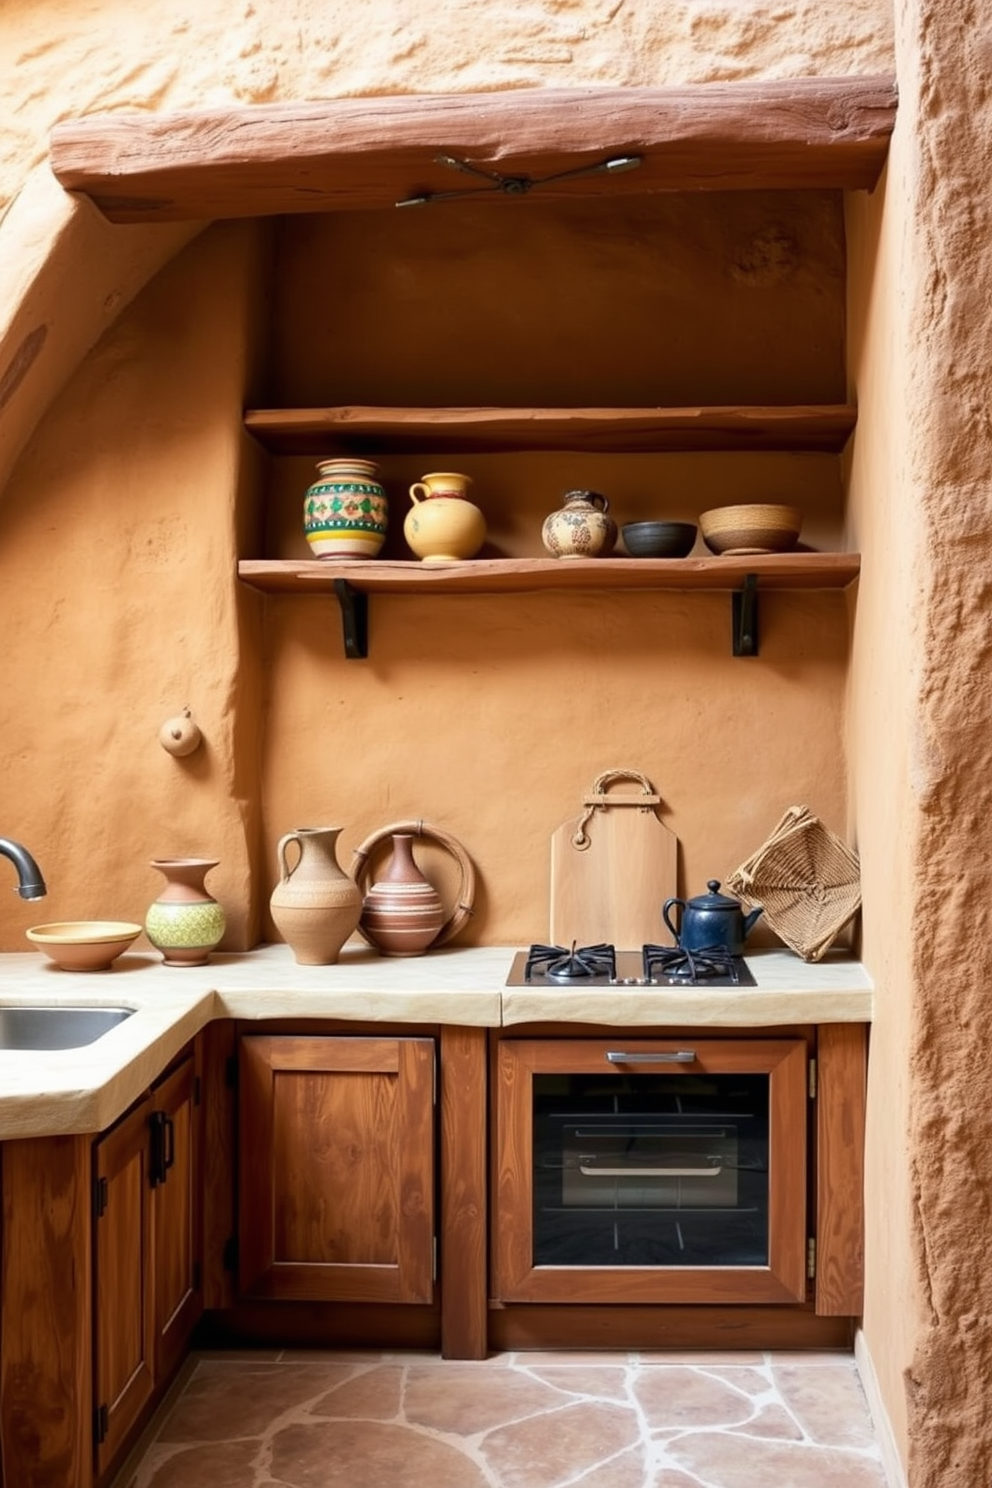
[333,578,369,659]
[732,573,759,656]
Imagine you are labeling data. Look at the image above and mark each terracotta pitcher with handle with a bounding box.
[269,827,363,965]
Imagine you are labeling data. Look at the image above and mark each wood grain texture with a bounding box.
[243,404,859,456]
[550,787,678,949]
[488,1302,852,1352]
[439,1026,488,1359]
[238,1034,435,1303]
[1,1136,92,1488]
[200,1019,236,1310]
[93,1098,156,1481]
[151,1052,203,1381]
[239,552,862,596]
[815,1022,867,1315]
[49,77,897,223]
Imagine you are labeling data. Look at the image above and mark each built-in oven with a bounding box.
[493,1036,810,1305]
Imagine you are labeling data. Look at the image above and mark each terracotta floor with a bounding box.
[116,1349,893,1488]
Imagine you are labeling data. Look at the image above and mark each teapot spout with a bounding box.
[742,905,764,939]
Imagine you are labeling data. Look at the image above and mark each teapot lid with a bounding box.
[688,879,740,909]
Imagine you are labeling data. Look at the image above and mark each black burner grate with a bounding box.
[524,943,617,983]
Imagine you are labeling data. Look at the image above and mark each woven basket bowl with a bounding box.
[699,503,802,555]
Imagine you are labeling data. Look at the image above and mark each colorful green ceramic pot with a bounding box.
[145,857,226,967]
[303,458,389,560]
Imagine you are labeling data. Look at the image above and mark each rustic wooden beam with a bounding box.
[50,76,896,223]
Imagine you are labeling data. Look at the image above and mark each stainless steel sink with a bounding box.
[0,1006,134,1051]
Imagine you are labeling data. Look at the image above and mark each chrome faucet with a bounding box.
[0,839,47,900]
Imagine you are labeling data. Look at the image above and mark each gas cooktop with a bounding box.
[506,943,758,989]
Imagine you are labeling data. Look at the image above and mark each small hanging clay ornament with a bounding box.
[159,708,202,758]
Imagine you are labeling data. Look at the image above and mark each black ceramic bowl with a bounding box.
[621,521,698,558]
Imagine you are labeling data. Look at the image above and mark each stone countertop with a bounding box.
[0,943,872,1140]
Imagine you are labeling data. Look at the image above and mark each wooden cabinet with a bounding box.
[92,1091,154,1477]
[0,1040,203,1488]
[92,1048,203,1480]
[238,1033,435,1304]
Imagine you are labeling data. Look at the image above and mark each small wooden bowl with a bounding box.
[621,521,698,558]
[26,921,143,972]
[699,504,802,555]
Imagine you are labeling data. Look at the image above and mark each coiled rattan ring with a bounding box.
[350,819,476,949]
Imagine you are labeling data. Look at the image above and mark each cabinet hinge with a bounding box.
[94,1402,109,1446]
[92,1175,108,1220]
[222,1235,239,1273]
[807,1238,817,1280]
[808,1057,817,1099]
[225,1055,238,1090]
[433,1236,438,1284]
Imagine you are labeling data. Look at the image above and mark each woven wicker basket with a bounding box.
[726,806,861,962]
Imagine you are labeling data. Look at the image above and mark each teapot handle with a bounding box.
[662,897,685,942]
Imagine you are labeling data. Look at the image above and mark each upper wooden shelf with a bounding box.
[239,553,861,596]
[50,76,896,224]
[244,405,858,457]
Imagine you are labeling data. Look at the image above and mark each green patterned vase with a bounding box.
[303,457,389,560]
[145,857,226,967]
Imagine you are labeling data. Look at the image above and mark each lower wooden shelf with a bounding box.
[239,552,860,596]
[238,553,860,660]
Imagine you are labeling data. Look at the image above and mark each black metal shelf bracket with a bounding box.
[732,574,759,656]
[333,578,369,659]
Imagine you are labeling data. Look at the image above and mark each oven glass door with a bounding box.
[494,1038,808,1305]
[534,1072,768,1267]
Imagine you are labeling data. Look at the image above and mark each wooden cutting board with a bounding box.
[550,769,678,950]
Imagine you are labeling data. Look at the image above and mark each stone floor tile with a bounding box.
[120,1349,892,1488]
[570,1444,649,1486]
[135,1440,263,1488]
[522,1364,631,1400]
[734,1401,805,1440]
[637,1351,765,1365]
[666,1430,889,1487]
[771,1361,881,1448]
[269,1419,489,1487]
[481,1399,641,1488]
[634,1366,757,1429]
[156,1361,361,1442]
[698,1364,773,1397]
[311,1364,404,1420]
[404,1362,568,1433]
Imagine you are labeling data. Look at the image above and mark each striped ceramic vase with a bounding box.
[359,833,445,957]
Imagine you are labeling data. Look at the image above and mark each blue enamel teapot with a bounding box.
[662,880,763,956]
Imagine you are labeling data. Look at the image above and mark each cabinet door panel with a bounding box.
[152,1053,203,1379]
[93,1095,155,1479]
[239,1035,435,1303]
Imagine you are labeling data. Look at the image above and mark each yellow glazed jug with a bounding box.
[404,486,487,562]
[409,471,473,501]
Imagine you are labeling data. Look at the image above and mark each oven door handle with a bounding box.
[578,1160,723,1178]
[605,1050,696,1064]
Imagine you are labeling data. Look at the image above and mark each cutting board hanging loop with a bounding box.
[572,768,663,848]
[551,768,678,949]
